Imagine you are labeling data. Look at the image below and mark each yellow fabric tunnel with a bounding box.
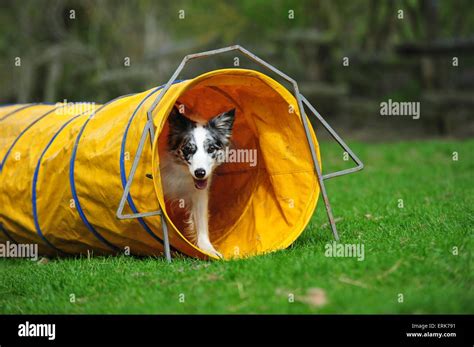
[0,69,321,260]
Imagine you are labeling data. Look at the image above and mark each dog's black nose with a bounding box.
[194,168,206,179]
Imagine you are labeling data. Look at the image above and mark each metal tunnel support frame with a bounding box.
[116,45,364,262]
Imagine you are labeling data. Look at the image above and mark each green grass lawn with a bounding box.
[0,139,472,314]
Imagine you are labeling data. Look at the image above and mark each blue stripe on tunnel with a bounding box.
[0,104,38,122]
[0,105,61,171]
[120,80,184,254]
[69,95,136,253]
[32,113,86,255]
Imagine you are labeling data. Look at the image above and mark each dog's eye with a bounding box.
[181,144,194,155]
[207,145,218,154]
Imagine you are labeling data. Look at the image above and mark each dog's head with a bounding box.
[167,106,235,190]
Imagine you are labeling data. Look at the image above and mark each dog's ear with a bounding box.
[167,105,195,150]
[168,105,194,132]
[208,108,235,136]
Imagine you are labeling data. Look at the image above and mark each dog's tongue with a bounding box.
[194,179,208,190]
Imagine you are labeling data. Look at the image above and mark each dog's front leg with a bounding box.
[192,189,222,259]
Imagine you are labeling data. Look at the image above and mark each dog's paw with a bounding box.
[197,242,222,259]
[209,249,223,259]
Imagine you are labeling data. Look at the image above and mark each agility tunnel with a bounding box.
[0,68,325,260]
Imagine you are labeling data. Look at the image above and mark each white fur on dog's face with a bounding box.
[167,107,235,190]
[188,125,216,180]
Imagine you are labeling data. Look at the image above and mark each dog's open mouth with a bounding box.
[193,178,208,190]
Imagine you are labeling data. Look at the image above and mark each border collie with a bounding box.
[160,106,235,258]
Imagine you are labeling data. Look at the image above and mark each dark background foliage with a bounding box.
[1,0,473,140]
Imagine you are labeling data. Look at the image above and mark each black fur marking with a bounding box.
[167,106,197,152]
[180,141,197,163]
[203,138,222,159]
[205,108,236,146]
